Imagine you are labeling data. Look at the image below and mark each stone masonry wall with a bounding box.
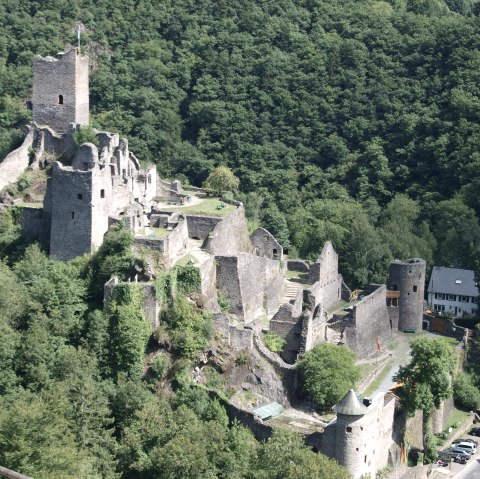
[32,49,89,133]
[229,326,254,350]
[21,206,49,248]
[49,163,93,260]
[0,125,34,191]
[216,253,285,323]
[199,256,219,312]
[348,284,392,359]
[250,227,283,260]
[184,214,222,240]
[216,256,244,318]
[204,205,252,256]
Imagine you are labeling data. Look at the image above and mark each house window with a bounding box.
[100,189,105,198]
[71,211,75,220]
[472,309,477,314]
[77,193,82,200]
[58,94,64,104]
[413,285,417,292]
[433,304,445,312]
[435,293,445,300]
[471,297,476,303]
[459,295,469,303]
[346,426,352,433]
[447,294,456,301]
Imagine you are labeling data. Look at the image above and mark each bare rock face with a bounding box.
[224,347,292,407]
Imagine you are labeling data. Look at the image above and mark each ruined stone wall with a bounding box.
[303,242,342,311]
[199,256,219,311]
[139,283,160,331]
[216,253,285,323]
[164,216,188,267]
[184,214,222,240]
[237,253,284,322]
[349,284,392,359]
[216,256,244,317]
[286,259,310,272]
[134,237,166,252]
[32,49,89,133]
[229,326,254,350]
[204,205,252,256]
[250,227,283,260]
[0,126,34,191]
[270,291,303,363]
[21,206,49,248]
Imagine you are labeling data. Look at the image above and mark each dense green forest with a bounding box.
[2,0,480,286]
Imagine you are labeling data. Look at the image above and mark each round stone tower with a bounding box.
[388,258,426,331]
[334,390,370,478]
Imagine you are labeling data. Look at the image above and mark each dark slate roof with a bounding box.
[427,267,479,297]
[333,389,368,416]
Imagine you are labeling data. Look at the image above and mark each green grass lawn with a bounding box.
[163,197,236,217]
[137,227,169,238]
[176,254,197,267]
[362,359,394,396]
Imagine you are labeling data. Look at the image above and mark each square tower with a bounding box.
[32,49,89,133]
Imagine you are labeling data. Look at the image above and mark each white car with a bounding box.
[454,442,476,455]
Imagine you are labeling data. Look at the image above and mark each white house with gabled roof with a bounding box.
[427,267,479,317]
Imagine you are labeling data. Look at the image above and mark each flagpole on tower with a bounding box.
[77,26,81,50]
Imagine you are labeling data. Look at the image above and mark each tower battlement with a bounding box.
[32,49,89,133]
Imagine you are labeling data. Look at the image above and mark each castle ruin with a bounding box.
[0,48,432,479]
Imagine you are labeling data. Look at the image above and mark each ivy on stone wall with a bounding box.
[107,283,151,378]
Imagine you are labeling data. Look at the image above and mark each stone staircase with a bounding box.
[280,279,304,305]
[188,238,212,266]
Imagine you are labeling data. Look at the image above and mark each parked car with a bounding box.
[453,438,478,446]
[469,427,480,437]
[454,442,477,454]
[454,455,468,465]
[443,448,472,460]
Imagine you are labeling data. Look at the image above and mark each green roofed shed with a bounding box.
[252,402,283,420]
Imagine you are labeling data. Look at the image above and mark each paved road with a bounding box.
[452,457,480,479]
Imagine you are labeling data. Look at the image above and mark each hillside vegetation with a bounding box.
[1,0,480,285]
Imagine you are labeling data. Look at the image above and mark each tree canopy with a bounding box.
[394,336,457,415]
[298,343,359,411]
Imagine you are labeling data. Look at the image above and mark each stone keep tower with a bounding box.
[32,49,89,133]
[334,390,372,479]
[333,390,394,479]
[388,258,426,331]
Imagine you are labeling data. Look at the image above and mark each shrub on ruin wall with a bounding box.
[73,126,99,147]
[162,296,213,359]
[263,332,286,353]
[175,265,201,294]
